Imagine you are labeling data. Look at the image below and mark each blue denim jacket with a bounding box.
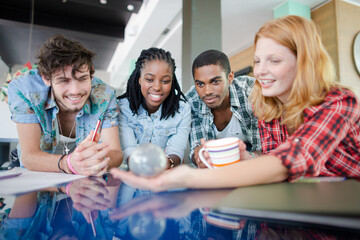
[117,98,191,163]
[8,69,119,164]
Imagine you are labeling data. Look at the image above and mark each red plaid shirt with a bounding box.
[259,88,360,181]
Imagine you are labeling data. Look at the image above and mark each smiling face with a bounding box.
[253,37,297,104]
[194,64,233,110]
[138,60,173,114]
[42,65,92,114]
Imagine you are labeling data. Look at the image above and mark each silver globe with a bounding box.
[129,143,167,177]
[129,212,166,240]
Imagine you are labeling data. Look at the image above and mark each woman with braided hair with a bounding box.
[117,47,191,169]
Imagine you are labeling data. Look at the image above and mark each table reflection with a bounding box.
[0,174,359,240]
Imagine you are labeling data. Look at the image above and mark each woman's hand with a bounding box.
[110,165,193,192]
[110,189,233,220]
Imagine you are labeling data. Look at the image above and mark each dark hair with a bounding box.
[36,34,95,80]
[192,49,231,77]
[118,47,185,120]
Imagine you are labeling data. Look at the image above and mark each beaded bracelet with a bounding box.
[58,154,67,173]
[57,186,65,194]
[67,153,79,175]
[249,152,256,159]
[165,155,175,168]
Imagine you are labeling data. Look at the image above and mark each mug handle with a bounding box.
[198,148,214,169]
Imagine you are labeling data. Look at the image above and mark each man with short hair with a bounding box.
[8,35,123,175]
[186,49,261,168]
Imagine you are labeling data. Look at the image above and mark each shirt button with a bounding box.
[294,138,299,142]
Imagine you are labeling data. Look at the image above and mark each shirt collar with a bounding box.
[199,98,211,115]
[44,88,57,110]
[138,103,163,118]
[229,83,241,108]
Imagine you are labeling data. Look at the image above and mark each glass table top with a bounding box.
[0,174,359,240]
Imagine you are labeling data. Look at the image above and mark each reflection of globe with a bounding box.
[129,212,166,240]
[129,143,167,177]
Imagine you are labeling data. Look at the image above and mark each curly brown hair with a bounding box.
[36,34,95,80]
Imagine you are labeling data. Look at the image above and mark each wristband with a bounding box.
[67,153,79,175]
[249,152,256,159]
[57,186,64,194]
[65,182,73,195]
[58,154,67,173]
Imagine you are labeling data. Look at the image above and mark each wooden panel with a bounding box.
[336,0,360,97]
[311,1,339,78]
[229,45,254,75]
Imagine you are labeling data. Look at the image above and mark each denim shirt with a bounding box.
[0,192,59,240]
[117,98,191,163]
[8,69,119,164]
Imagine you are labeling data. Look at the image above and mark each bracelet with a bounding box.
[58,154,67,173]
[66,153,79,175]
[165,155,175,168]
[249,152,256,159]
[65,182,73,195]
[57,186,65,194]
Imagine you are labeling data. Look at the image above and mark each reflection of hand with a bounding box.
[70,131,110,176]
[110,189,233,220]
[194,138,209,168]
[67,177,112,223]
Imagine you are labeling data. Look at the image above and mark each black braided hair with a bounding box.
[118,47,186,120]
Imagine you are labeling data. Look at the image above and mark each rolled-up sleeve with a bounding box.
[269,92,359,181]
[8,80,39,124]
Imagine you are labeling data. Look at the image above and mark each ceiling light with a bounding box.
[127,4,135,11]
[100,0,107,4]
[62,0,67,3]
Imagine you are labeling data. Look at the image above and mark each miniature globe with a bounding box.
[129,143,167,177]
[129,212,166,240]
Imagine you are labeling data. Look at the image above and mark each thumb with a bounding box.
[238,140,247,151]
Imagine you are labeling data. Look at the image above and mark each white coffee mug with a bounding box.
[198,137,241,169]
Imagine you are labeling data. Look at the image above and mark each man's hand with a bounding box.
[238,140,258,160]
[67,131,110,176]
[193,138,211,168]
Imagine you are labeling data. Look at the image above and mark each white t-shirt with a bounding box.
[213,113,246,141]
[54,135,77,155]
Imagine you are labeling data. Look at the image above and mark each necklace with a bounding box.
[57,115,76,155]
